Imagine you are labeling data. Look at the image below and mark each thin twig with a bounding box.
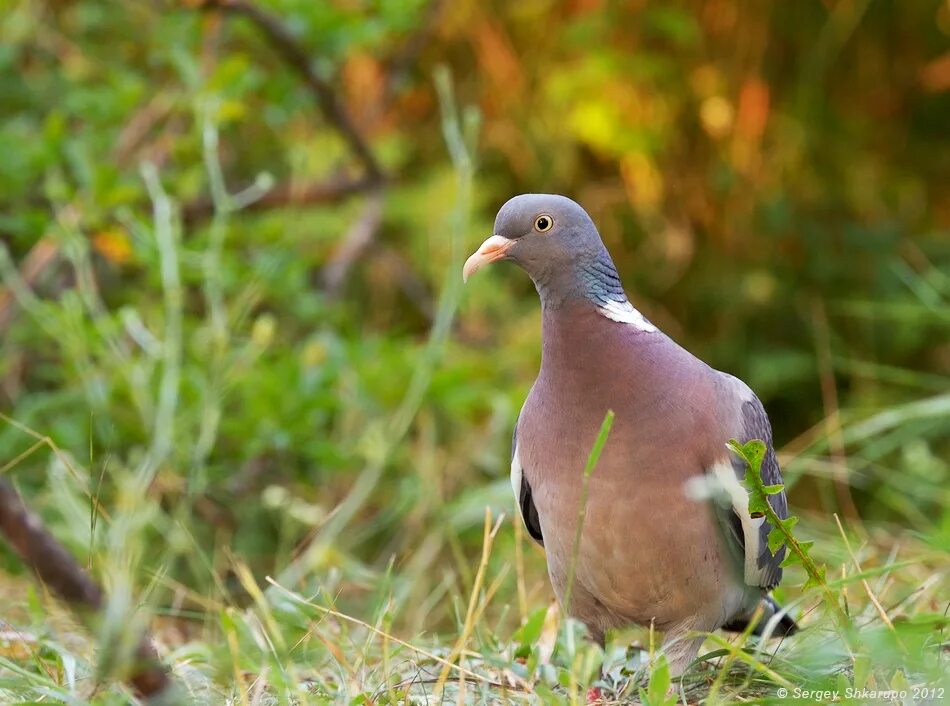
[321,187,385,296]
[199,0,383,183]
[182,173,378,223]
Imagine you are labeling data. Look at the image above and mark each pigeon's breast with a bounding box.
[516,333,744,632]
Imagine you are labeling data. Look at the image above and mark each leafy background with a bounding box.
[0,0,948,703]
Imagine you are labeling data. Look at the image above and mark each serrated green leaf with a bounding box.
[744,439,767,467]
[780,551,802,568]
[748,494,769,515]
[767,525,787,553]
[729,438,767,470]
[802,564,828,590]
[763,483,785,495]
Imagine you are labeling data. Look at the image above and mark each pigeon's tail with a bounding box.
[722,595,799,637]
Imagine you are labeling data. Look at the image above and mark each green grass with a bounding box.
[1,4,949,702]
[0,410,947,704]
[0,146,947,700]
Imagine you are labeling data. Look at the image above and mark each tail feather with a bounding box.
[722,595,799,637]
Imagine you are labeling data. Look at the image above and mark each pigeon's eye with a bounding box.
[534,215,554,232]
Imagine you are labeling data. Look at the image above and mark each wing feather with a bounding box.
[711,375,789,590]
[512,419,543,545]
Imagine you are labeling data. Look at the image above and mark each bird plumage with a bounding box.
[466,194,797,676]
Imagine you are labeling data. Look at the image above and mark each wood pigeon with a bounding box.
[463,194,798,676]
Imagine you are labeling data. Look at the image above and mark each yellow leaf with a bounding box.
[620,152,664,211]
[92,230,133,265]
[700,95,734,139]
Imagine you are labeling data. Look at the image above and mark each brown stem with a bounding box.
[0,478,173,701]
[321,187,385,296]
[199,0,383,183]
[182,173,379,223]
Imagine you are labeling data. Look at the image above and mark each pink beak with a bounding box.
[462,235,514,282]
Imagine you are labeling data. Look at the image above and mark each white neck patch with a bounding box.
[597,299,657,333]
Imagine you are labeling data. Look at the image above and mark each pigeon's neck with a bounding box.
[535,248,656,334]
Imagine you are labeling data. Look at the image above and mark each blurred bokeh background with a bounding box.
[0,0,948,702]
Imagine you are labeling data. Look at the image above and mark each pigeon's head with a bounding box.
[463,194,605,284]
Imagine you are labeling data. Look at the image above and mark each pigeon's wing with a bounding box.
[511,417,543,545]
[712,375,789,590]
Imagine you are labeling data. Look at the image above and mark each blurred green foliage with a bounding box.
[0,0,948,702]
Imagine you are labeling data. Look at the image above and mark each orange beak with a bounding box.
[462,235,514,282]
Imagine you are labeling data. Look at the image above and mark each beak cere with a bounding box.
[462,235,514,282]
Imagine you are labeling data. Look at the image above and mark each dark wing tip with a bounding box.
[520,475,544,545]
[722,596,800,637]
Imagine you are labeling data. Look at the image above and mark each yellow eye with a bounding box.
[534,214,554,232]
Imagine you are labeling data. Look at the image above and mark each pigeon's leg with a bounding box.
[575,617,608,704]
[661,631,704,678]
[584,624,607,703]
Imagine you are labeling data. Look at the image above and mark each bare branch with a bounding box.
[182,173,378,223]
[183,0,449,291]
[321,187,384,297]
[199,0,384,183]
[0,480,103,609]
[0,478,174,701]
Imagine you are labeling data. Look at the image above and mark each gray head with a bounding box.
[463,194,607,285]
[464,194,638,317]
